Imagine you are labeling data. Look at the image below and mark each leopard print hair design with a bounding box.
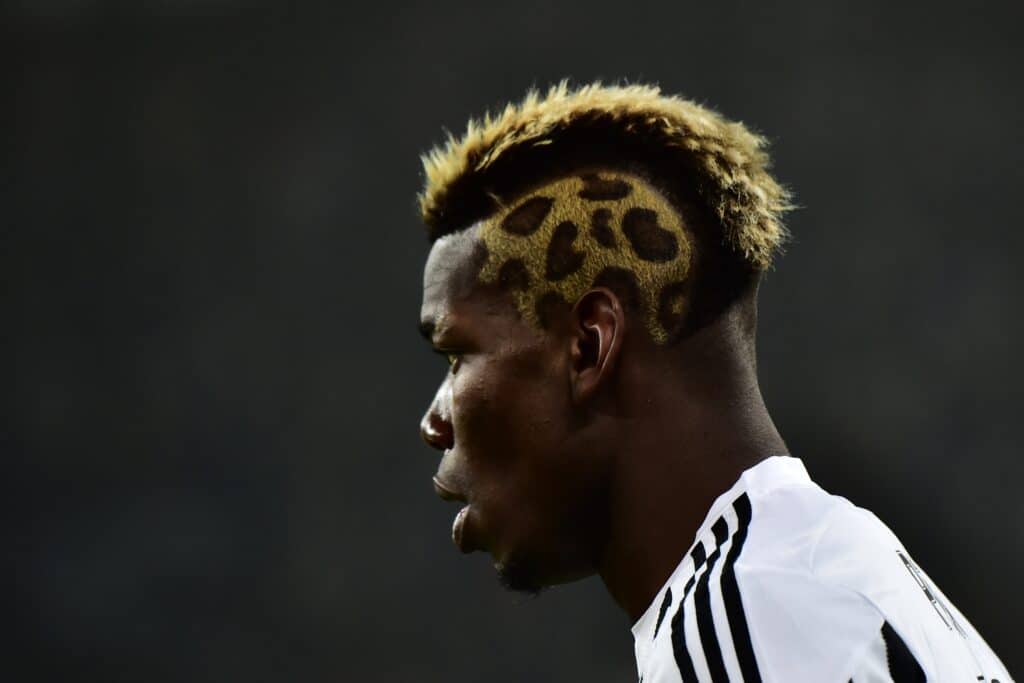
[476,171,693,344]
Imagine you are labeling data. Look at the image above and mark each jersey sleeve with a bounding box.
[641,487,890,682]
[729,487,890,682]
[637,483,1012,682]
[640,562,889,682]
[734,565,886,682]
[846,621,927,683]
[808,502,1014,683]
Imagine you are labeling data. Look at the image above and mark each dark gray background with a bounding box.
[8,1,1022,681]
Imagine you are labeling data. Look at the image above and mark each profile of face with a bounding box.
[418,226,617,593]
[418,169,694,592]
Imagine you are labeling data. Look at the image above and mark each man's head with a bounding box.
[417,82,791,593]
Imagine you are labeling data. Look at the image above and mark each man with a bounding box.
[415,81,1012,682]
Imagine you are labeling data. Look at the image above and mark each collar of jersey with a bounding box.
[630,454,809,640]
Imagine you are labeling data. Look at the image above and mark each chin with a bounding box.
[495,558,546,596]
[493,548,596,596]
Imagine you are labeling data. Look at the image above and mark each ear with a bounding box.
[569,287,625,404]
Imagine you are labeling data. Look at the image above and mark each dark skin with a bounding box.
[419,224,788,621]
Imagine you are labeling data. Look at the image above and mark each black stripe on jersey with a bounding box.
[720,493,761,682]
[653,587,673,639]
[693,517,730,682]
[690,543,707,584]
[671,542,710,683]
[881,621,925,682]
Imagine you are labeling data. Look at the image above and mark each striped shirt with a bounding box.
[631,456,1013,683]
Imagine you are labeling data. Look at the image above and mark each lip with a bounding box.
[452,505,471,553]
[432,476,476,553]
[432,475,467,503]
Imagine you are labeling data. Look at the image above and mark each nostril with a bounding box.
[420,412,454,451]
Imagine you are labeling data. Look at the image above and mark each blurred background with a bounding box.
[7,1,1022,680]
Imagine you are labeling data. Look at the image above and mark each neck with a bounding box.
[595,324,787,622]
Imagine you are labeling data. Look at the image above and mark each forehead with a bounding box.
[420,225,491,333]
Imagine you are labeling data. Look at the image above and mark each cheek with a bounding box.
[451,347,609,570]
[453,349,566,464]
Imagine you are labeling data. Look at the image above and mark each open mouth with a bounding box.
[432,476,474,552]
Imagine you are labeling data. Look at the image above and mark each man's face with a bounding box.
[418,227,612,592]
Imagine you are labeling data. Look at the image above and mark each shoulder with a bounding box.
[737,483,1012,682]
[739,468,913,596]
[732,484,890,681]
[640,462,1011,682]
[643,485,888,683]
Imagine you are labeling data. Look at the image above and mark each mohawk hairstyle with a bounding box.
[419,81,792,270]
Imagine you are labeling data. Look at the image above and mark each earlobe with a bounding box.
[570,288,624,404]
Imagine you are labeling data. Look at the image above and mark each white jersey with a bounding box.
[631,456,1012,683]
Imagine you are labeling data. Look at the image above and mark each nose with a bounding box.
[421,410,453,451]
[420,380,454,452]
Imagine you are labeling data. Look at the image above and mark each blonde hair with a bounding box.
[419,80,792,270]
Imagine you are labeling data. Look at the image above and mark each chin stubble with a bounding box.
[495,559,546,597]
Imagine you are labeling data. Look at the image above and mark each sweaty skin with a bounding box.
[476,171,692,343]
